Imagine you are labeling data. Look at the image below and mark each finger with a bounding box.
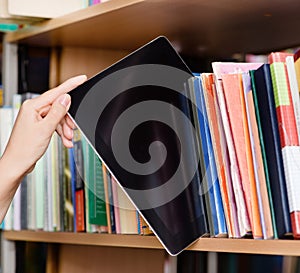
[32,75,87,110]
[42,94,71,134]
[62,137,74,148]
[38,105,51,118]
[56,123,63,137]
[62,120,74,140]
[65,115,76,129]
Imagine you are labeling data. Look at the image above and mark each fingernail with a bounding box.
[59,94,71,107]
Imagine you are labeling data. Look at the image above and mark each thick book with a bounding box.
[242,72,274,239]
[68,36,209,255]
[201,73,239,238]
[268,52,299,147]
[269,52,300,238]
[192,76,227,238]
[250,64,292,238]
[211,62,262,237]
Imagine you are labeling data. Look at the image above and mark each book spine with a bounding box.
[269,52,300,238]
[201,73,237,238]
[252,64,292,237]
[73,129,86,232]
[213,76,251,237]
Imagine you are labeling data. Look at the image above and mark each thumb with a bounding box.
[42,94,71,134]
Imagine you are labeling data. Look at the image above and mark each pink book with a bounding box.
[212,62,263,237]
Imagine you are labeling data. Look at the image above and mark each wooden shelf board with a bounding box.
[5,0,300,57]
[4,230,300,256]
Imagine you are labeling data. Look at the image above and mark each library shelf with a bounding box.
[3,230,300,256]
[5,0,300,57]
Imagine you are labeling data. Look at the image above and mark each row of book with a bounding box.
[186,48,300,240]
[2,48,300,242]
[0,92,153,235]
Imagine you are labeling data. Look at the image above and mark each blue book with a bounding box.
[68,147,77,232]
[193,76,227,237]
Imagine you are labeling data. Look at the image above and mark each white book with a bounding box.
[282,146,300,212]
[0,0,41,23]
[0,107,14,230]
[8,0,86,19]
[286,55,300,144]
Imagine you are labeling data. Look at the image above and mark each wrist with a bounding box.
[0,151,27,186]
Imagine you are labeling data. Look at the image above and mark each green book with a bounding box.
[250,69,278,239]
[86,142,108,228]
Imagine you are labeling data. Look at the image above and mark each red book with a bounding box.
[269,52,300,238]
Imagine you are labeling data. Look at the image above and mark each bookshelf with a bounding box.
[3,0,300,272]
[3,231,300,257]
[5,0,300,57]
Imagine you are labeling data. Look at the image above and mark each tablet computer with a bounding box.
[68,36,208,255]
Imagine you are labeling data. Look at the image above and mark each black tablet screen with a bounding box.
[68,36,208,255]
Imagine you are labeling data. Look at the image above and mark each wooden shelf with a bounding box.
[4,230,300,256]
[5,0,300,57]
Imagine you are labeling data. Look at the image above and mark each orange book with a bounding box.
[222,73,262,239]
[242,73,274,239]
[201,73,237,238]
[294,49,300,94]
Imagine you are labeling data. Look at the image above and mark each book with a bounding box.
[212,62,258,237]
[286,55,300,143]
[193,76,227,237]
[8,0,85,18]
[83,139,108,232]
[186,77,213,237]
[65,147,76,232]
[251,64,292,238]
[201,73,239,238]
[269,52,300,238]
[293,49,300,94]
[0,106,14,230]
[242,72,274,239]
[102,164,116,234]
[268,52,299,147]
[73,128,86,232]
[221,72,262,239]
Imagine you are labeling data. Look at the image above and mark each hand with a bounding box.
[1,75,87,179]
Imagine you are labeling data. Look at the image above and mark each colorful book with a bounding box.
[286,55,300,143]
[73,129,86,232]
[193,76,227,237]
[251,64,292,238]
[269,52,300,238]
[65,147,76,232]
[269,52,299,147]
[201,73,239,238]
[242,72,274,239]
[212,62,257,237]
[85,142,108,232]
[186,77,213,237]
[222,72,262,239]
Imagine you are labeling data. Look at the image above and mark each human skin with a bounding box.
[0,74,87,222]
